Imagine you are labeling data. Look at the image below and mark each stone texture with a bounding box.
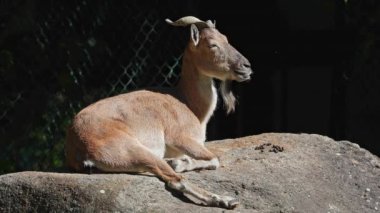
[0,133,379,212]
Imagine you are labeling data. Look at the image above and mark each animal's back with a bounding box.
[64,16,251,209]
[65,90,203,171]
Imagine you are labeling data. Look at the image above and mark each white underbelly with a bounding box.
[136,129,166,159]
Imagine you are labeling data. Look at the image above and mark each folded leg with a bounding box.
[166,135,220,173]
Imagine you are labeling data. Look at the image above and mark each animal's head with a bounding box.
[166,16,253,113]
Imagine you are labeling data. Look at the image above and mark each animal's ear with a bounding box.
[190,24,200,46]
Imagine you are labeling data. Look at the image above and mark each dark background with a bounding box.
[204,0,380,156]
[0,0,379,174]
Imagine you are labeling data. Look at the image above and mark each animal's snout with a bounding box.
[238,57,253,73]
[233,59,253,82]
[235,69,252,76]
[242,62,251,69]
[242,63,253,76]
[234,69,252,82]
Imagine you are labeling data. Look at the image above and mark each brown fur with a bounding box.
[65,16,252,209]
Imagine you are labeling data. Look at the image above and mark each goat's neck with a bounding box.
[177,52,217,127]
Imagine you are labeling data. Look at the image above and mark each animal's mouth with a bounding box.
[234,69,252,82]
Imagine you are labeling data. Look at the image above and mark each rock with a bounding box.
[0,133,379,212]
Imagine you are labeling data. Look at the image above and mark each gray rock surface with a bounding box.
[0,133,379,212]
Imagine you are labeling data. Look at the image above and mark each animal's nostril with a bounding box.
[243,63,251,69]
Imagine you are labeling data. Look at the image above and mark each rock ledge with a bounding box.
[0,133,379,212]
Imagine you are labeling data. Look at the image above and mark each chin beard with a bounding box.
[219,80,236,114]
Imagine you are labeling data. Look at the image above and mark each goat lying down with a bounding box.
[65,16,252,209]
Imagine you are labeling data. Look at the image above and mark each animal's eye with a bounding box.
[208,44,218,49]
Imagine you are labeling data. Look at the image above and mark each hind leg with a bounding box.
[91,137,238,209]
[136,149,238,209]
[166,135,221,173]
[132,147,238,209]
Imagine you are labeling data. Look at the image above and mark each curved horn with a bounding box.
[165,16,213,28]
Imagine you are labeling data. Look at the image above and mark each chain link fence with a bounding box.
[2,1,378,174]
[0,0,198,173]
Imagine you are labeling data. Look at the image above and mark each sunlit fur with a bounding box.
[65,16,252,209]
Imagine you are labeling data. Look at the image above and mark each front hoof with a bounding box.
[220,196,239,209]
[166,158,189,173]
[211,195,239,209]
